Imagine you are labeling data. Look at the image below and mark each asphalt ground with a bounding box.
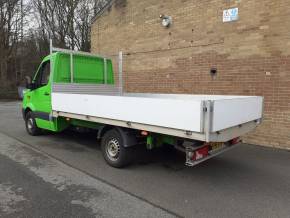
[0,101,290,218]
[0,132,175,218]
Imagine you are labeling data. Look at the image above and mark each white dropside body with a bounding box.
[52,92,263,142]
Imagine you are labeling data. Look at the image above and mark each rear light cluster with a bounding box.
[188,144,209,161]
[187,138,241,161]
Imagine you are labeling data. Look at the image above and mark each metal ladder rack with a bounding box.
[49,39,123,95]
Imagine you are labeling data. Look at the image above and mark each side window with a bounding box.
[35,61,50,88]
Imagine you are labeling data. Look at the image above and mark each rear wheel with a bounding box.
[101,129,133,168]
[25,111,41,136]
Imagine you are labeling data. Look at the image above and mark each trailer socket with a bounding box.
[230,137,241,145]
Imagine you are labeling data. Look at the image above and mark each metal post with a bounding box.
[104,58,107,84]
[204,100,213,142]
[70,53,74,83]
[50,39,53,55]
[49,39,53,87]
[118,51,123,95]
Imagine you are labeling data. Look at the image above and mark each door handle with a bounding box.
[44,92,50,96]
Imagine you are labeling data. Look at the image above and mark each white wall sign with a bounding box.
[223,8,239,22]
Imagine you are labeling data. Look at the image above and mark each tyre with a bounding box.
[101,129,133,168]
[25,111,41,136]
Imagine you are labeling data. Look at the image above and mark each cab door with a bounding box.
[31,60,54,130]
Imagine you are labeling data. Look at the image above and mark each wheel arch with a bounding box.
[22,107,32,120]
[98,125,138,148]
[24,107,32,114]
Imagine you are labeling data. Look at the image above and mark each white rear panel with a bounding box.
[211,97,263,132]
[52,93,203,132]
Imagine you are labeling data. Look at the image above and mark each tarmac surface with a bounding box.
[0,101,290,218]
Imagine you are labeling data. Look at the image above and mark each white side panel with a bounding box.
[52,93,203,132]
[212,97,263,132]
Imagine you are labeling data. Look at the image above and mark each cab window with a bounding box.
[35,61,50,88]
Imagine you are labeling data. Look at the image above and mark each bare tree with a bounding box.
[0,0,26,84]
[31,0,105,51]
[0,0,112,98]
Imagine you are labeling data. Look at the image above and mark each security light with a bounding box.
[160,14,172,27]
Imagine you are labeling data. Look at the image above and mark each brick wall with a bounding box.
[91,0,290,149]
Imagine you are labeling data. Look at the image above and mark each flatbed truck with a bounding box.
[22,42,263,168]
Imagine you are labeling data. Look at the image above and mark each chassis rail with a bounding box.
[52,110,259,143]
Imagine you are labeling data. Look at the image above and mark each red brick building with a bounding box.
[91,0,290,149]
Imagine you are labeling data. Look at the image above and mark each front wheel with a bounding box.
[101,129,133,168]
[25,111,41,136]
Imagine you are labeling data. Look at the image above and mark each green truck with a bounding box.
[22,42,263,168]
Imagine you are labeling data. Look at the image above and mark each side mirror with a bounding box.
[25,76,34,89]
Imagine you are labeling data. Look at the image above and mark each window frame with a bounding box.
[34,60,51,88]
